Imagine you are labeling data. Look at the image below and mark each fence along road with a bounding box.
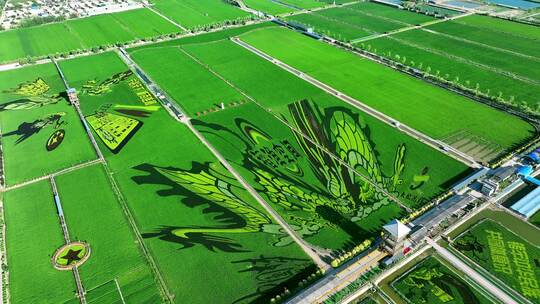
[231,37,482,169]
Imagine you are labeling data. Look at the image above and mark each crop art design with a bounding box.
[81,70,133,96]
[86,112,142,153]
[138,99,416,250]
[4,112,67,151]
[81,71,159,153]
[136,162,276,252]
[394,257,487,304]
[1,78,64,112]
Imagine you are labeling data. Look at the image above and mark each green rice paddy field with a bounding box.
[452,219,540,303]
[366,15,540,108]
[0,63,96,186]
[277,0,326,9]
[58,51,315,304]
[3,181,76,304]
[391,256,494,304]
[129,28,470,250]
[286,2,434,41]
[244,0,297,15]
[55,164,162,303]
[150,0,250,29]
[0,8,179,63]
[238,26,536,161]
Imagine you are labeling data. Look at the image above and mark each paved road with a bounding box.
[287,249,387,304]
[410,194,476,243]
[427,238,518,304]
[232,37,481,168]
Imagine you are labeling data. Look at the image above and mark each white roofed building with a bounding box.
[382,219,411,255]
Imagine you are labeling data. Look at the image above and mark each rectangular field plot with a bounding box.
[55,164,162,303]
[244,0,297,15]
[150,0,250,29]
[0,8,179,63]
[365,15,540,111]
[238,26,536,162]
[3,181,77,304]
[286,2,434,41]
[130,36,469,250]
[391,256,494,304]
[451,219,540,303]
[277,0,325,10]
[129,46,244,116]
[59,51,315,304]
[0,63,96,186]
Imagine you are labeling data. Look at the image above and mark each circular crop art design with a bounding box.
[52,242,91,270]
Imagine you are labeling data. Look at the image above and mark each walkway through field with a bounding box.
[49,176,87,304]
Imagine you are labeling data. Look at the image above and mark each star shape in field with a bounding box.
[61,249,82,265]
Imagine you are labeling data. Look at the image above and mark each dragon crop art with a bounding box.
[139,99,413,250]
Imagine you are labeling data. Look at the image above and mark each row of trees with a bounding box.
[188,15,257,33]
[269,268,325,303]
[356,43,540,117]
[18,15,71,28]
[330,239,373,268]
[401,190,453,224]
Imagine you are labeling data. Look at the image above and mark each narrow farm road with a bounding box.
[145,5,188,32]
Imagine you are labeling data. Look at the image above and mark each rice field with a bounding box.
[3,181,77,304]
[285,2,435,41]
[2,4,540,304]
[451,219,540,303]
[365,14,540,109]
[238,26,535,162]
[0,63,96,186]
[58,51,315,304]
[244,0,297,15]
[391,256,494,304]
[0,8,180,63]
[150,0,251,29]
[129,31,470,250]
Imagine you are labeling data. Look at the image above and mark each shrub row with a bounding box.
[269,268,325,303]
[330,239,373,268]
